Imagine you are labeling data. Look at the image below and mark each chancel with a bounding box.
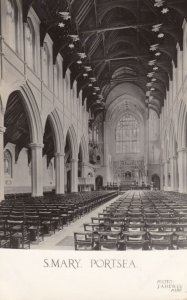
[0,0,187,250]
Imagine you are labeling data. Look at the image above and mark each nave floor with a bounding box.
[30,194,122,250]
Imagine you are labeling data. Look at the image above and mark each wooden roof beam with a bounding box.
[80,23,155,35]
[90,55,151,63]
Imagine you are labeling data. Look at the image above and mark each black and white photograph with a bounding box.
[0,0,187,299]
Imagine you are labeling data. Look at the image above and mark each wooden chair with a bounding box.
[148,231,173,250]
[174,232,187,249]
[74,232,95,250]
[122,231,148,250]
[26,215,44,242]
[98,231,122,250]
[6,216,30,249]
[39,211,56,235]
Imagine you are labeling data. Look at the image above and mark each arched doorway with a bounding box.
[151,174,160,190]
[95,175,103,190]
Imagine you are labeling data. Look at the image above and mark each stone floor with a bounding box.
[30,194,122,250]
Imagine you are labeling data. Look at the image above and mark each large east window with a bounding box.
[115,113,140,153]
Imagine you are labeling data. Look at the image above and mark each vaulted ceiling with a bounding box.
[25,0,187,116]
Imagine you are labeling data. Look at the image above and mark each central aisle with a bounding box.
[31,193,124,250]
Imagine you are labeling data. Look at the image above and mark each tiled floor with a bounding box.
[30,194,122,250]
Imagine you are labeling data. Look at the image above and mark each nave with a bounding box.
[1,190,187,251]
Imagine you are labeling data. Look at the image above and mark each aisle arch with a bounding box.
[4,81,43,144]
[65,125,78,159]
[46,110,65,154]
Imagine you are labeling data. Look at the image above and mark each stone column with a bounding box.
[103,121,110,186]
[178,148,187,193]
[164,160,168,191]
[170,156,178,191]
[71,158,78,192]
[160,163,164,190]
[30,143,43,197]
[55,152,65,194]
[0,126,5,201]
[81,162,87,178]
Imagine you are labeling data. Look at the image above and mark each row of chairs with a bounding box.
[74,230,187,250]
[0,191,118,249]
[74,190,187,250]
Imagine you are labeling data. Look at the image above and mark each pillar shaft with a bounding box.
[71,159,78,192]
[81,162,87,178]
[164,161,168,190]
[170,156,178,191]
[30,143,43,197]
[55,153,65,194]
[160,163,164,190]
[0,126,5,201]
[178,148,187,193]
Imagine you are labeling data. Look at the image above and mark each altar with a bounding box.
[113,159,145,186]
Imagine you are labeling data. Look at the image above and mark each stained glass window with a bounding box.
[115,113,140,153]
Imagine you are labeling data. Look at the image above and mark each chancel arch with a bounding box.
[104,82,147,189]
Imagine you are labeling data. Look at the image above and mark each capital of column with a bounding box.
[172,155,178,160]
[0,126,6,133]
[55,152,65,157]
[71,158,78,163]
[80,162,87,166]
[29,143,44,149]
[177,147,187,153]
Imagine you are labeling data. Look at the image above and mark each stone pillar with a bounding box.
[0,126,5,201]
[178,148,187,193]
[55,153,65,194]
[160,163,164,190]
[164,160,168,191]
[81,162,87,178]
[170,156,178,191]
[144,109,149,185]
[71,159,78,192]
[103,121,110,186]
[30,143,43,197]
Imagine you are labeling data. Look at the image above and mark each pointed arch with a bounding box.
[177,99,187,148]
[0,96,4,127]
[65,125,78,159]
[4,81,43,144]
[46,110,64,154]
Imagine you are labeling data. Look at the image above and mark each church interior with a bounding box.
[0,0,187,250]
